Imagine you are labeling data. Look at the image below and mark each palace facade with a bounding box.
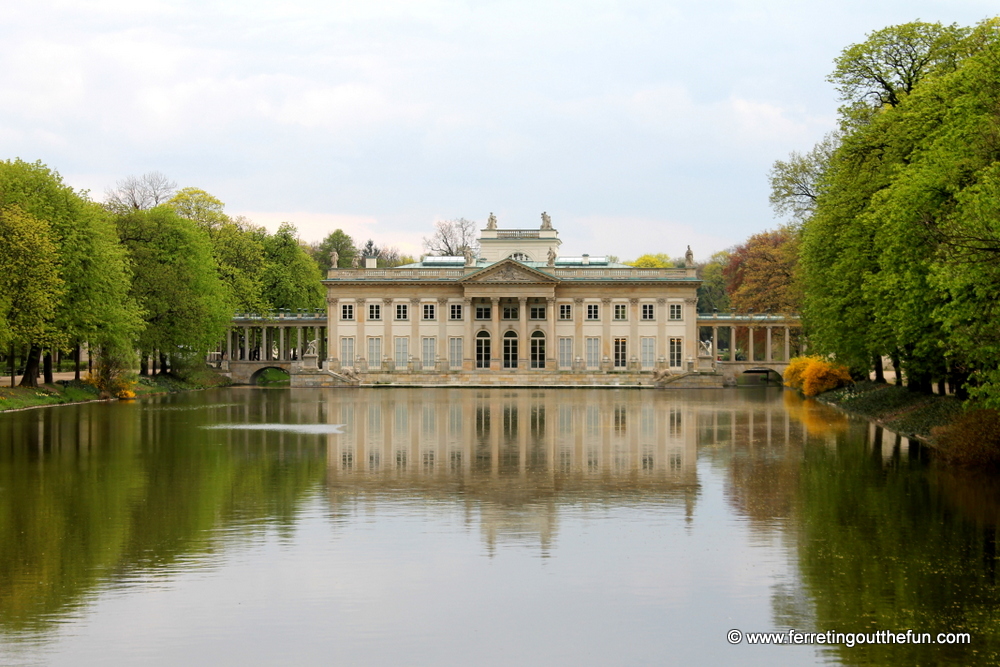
[322,216,701,376]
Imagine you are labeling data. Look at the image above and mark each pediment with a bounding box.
[460,259,559,284]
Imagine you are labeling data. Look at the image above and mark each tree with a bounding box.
[260,223,325,310]
[423,218,479,256]
[310,229,357,272]
[829,21,971,126]
[166,188,228,233]
[769,132,840,224]
[696,251,731,313]
[626,253,682,268]
[104,171,176,213]
[724,227,801,313]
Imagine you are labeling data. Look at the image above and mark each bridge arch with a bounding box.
[248,366,290,385]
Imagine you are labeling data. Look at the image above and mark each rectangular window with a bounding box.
[586,304,599,320]
[558,337,573,369]
[450,304,463,320]
[669,304,682,321]
[394,336,409,368]
[559,303,572,320]
[641,337,655,369]
[368,337,382,370]
[669,337,683,367]
[369,303,381,321]
[341,303,354,320]
[585,337,600,369]
[529,305,545,320]
[641,304,654,320]
[476,305,491,320]
[502,306,518,320]
[448,337,463,369]
[340,337,355,366]
[613,338,627,368]
[422,336,436,369]
[423,303,436,320]
[614,304,627,321]
[396,303,408,320]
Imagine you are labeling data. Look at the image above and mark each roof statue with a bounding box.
[329,250,339,269]
[540,211,552,230]
[464,247,474,267]
[486,212,497,230]
[685,245,694,268]
[547,247,556,267]
[351,254,360,269]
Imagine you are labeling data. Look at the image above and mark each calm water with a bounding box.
[1,387,999,666]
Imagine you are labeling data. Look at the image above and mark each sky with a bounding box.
[1,0,996,261]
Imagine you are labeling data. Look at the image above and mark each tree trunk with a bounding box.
[891,353,902,386]
[936,378,947,395]
[87,344,93,374]
[950,367,970,400]
[43,351,53,384]
[74,344,81,381]
[140,354,148,376]
[8,344,14,388]
[873,354,885,383]
[159,352,169,376]
[19,345,41,388]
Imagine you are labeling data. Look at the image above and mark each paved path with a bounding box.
[4,371,81,387]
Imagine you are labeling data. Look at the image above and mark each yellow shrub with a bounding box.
[783,356,816,391]
[801,358,852,397]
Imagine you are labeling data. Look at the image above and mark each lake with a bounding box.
[1,387,998,665]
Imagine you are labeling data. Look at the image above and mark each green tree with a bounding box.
[311,229,357,272]
[166,187,228,233]
[769,132,840,224]
[696,251,731,313]
[260,223,325,310]
[625,253,681,268]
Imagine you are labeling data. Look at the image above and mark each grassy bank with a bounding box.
[0,368,232,412]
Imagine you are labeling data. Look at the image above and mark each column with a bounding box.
[766,326,773,362]
[518,296,527,370]
[712,325,718,369]
[297,326,303,360]
[601,297,612,371]
[243,326,249,360]
[491,297,500,371]
[657,298,667,370]
[438,298,448,371]
[410,298,420,371]
[356,298,366,369]
[226,328,232,360]
[464,297,473,371]
[784,326,790,361]
[574,298,584,371]
[279,326,285,361]
[546,297,556,370]
[748,327,755,363]
[729,326,736,362]
[326,298,338,364]
[383,298,392,370]
[629,298,639,371]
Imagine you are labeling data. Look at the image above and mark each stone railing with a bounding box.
[327,267,693,280]
[695,313,801,325]
[496,230,540,238]
[232,309,327,321]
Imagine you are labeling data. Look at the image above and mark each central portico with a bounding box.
[322,215,701,379]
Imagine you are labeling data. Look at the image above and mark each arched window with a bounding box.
[476,330,491,369]
[530,330,545,369]
[503,330,518,369]
[508,253,530,261]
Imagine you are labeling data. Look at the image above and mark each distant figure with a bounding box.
[351,254,360,269]
[541,211,552,230]
[547,247,556,267]
[685,245,694,268]
[487,212,497,230]
[329,249,339,268]
[464,247,474,267]
[306,340,317,356]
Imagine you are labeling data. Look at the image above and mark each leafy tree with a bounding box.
[696,251,731,313]
[626,253,682,268]
[724,227,801,313]
[104,171,176,213]
[260,223,324,310]
[166,187,228,233]
[422,218,480,256]
[116,207,232,365]
[769,132,840,224]
[310,229,357,272]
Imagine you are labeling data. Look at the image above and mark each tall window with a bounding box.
[450,304,463,320]
[369,303,381,321]
[641,304,654,320]
[422,337,436,369]
[559,304,572,320]
[394,337,409,368]
[423,303,436,320]
[669,304,682,320]
[613,304,627,321]
[476,331,491,369]
[558,337,573,369]
[503,331,518,369]
[586,304,599,320]
[341,304,354,320]
[613,338,627,368]
[585,337,600,369]
[449,337,463,369]
[530,331,545,369]
[640,337,655,369]
[669,337,683,367]
[396,303,408,320]
[367,337,382,370]
[340,337,355,366]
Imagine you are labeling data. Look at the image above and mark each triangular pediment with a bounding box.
[460,258,559,283]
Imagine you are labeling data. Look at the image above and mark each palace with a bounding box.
[320,213,701,380]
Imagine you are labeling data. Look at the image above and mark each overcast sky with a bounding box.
[2,1,995,260]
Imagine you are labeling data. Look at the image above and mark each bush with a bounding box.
[784,356,852,396]
[935,408,1000,468]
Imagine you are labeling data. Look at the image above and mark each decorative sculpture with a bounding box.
[540,211,552,230]
[306,339,317,356]
[547,247,556,267]
[685,245,694,268]
[464,247,474,267]
[486,212,497,230]
[351,254,360,269]
[329,249,339,268]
